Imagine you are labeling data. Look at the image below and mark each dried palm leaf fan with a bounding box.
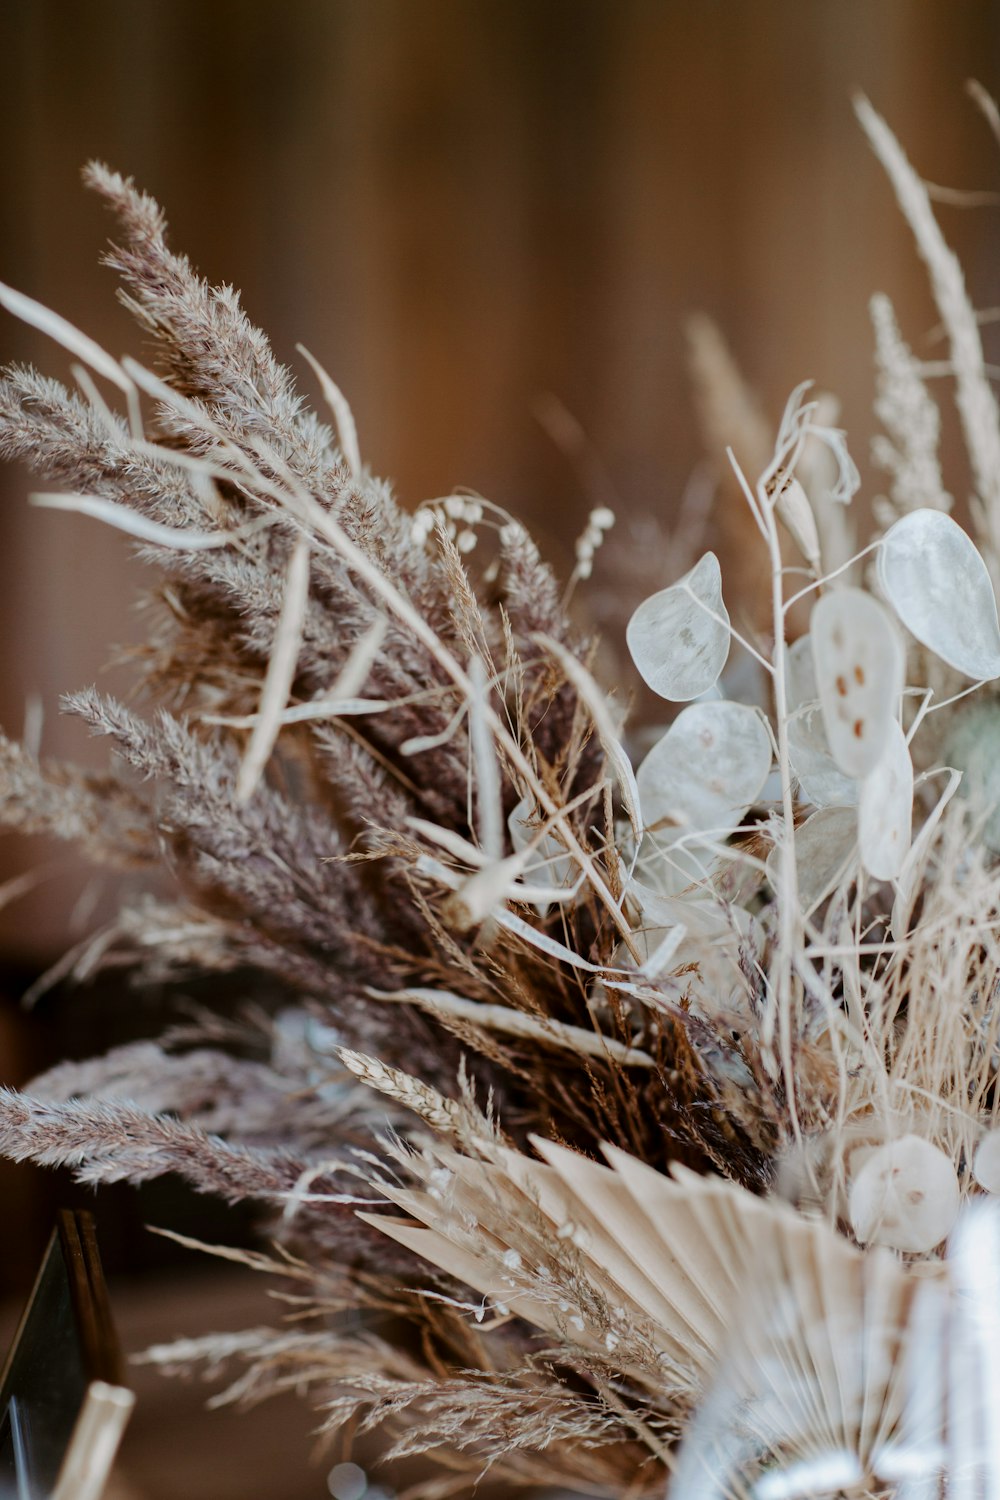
[2,89,1000,1499]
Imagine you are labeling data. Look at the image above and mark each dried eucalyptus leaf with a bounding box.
[787,705,859,809]
[811,587,904,778]
[636,701,772,839]
[626,552,731,702]
[858,719,913,881]
[878,509,1000,680]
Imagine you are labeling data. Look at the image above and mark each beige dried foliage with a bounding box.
[4,95,1000,1498]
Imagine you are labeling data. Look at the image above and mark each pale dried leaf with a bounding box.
[297,344,362,478]
[31,492,269,551]
[0,281,132,394]
[236,535,311,803]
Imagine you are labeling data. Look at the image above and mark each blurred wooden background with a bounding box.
[0,2,998,1491]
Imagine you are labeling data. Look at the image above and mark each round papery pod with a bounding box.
[787,704,858,809]
[626,551,731,702]
[878,508,1000,681]
[784,632,818,713]
[858,717,913,881]
[810,586,905,779]
[848,1135,959,1253]
[767,804,857,915]
[636,700,773,844]
[631,836,709,900]
[943,701,1000,852]
[973,1131,1000,1194]
[507,792,574,915]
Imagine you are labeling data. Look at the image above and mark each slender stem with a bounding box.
[760,484,803,1130]
[782,539,883,613]
[683,586,775,675]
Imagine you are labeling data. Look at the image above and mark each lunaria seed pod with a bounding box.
[848,1135,959,1253]
[973,1130,1000,1194]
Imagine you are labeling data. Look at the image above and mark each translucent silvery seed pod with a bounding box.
[943,700,1000,852]
[626,551,731,701]
[848,1135,959,1253]
[635,700,773,845]
[858,717,913,881]
[973,1130,1000,1194]
[878,508,1000,681]
[507,793,574,917]
[786,703,858,810]
[810,586,905,779]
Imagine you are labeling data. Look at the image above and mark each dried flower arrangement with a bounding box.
[2,92,1000,1498]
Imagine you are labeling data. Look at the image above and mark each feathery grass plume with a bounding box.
[3,91,1000,1496]
[0,729,158,869]
[685,316,776,632]
[856,94,1000,575]
[870,293,953,525]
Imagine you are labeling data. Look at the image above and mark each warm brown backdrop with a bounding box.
[0,3,998,1493]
